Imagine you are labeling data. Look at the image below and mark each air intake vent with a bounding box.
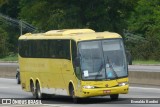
[45,29,95,36]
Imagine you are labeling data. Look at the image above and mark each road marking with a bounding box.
[0,104,72,107]
[130,86,160,91]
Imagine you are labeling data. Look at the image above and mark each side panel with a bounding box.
[19,58,77,96]
[61,59,78,94]
[19,56,64,92]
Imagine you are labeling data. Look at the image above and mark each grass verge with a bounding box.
[133,60,160,65]
[0,54,18,61]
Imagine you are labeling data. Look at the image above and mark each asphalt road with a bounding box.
[0,78,160,107]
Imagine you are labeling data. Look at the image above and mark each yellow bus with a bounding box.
[18,29,129,102]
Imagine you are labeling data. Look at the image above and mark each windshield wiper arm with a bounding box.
[110,65,118,78]
[106,56,118,78]
[95,62,104,79]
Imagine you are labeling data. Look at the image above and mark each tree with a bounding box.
[127,0,160,60]
[19,0,136,34]
[0,0,19,18]
[128,0,160,35]
[0,0,139,57]
[0,27,8,57]
[0,0,8,6]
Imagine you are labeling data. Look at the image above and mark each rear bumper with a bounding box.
[78,85,129,98]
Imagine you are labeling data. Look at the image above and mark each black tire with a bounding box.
[16,74,20,84]
[110,94,119,100]
[30,81,36,97]
[35,82,42,99]
[69,85,81,103]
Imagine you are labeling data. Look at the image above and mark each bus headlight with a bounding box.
[118,82,128,86]
[83,85,95,89]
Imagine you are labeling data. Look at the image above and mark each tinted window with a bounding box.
[19,40,71,60]
[71,40,77,61]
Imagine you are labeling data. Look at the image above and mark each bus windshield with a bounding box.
[78,39,127,80]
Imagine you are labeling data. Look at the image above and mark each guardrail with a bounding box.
[0,63,18,78]
[129,71,160,86]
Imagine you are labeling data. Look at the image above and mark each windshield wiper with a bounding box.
[106,56,118,79]
[95,62,104,80]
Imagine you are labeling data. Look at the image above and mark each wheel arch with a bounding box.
[68,80,75,96]
[29,78,35,91]
[35,78,41,89]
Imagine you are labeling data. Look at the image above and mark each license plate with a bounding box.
[103,90,111,94]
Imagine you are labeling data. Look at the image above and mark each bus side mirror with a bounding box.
[74,57,80,67]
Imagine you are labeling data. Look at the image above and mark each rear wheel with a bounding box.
[35,82,42,99]
[30,81,35,97]
[110,94,119,100]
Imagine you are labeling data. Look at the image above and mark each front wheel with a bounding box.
[110,94,119,100]
[69,85,80,103]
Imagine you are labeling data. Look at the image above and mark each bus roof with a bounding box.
[19,29,122,41]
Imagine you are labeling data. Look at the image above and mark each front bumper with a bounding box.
[78,85,129,98]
